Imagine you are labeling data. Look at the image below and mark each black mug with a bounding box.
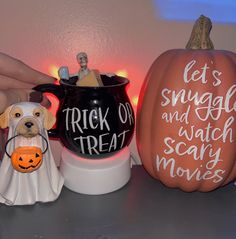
[33,74,135,157]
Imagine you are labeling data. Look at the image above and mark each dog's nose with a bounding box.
[25,122,34,128]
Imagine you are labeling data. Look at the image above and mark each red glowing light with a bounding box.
[49,65,59,79]
[115,69,128,78]
[114,69,139,107]
[45,64,60,115]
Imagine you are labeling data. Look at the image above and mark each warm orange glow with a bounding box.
[115,69,128,78]
[132,95,139,106]
[46,65,60,116]
[49,65,59,79]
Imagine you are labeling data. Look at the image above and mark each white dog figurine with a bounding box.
[0,102,64,205]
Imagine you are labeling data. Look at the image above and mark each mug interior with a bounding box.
[60,74,129,88]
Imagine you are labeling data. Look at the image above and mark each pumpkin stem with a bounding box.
[186,15,214,50]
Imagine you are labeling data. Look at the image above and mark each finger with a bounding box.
[0,91,9,113]
[0,75,35,89]
[0,52,56,84]
[0,89,28,113]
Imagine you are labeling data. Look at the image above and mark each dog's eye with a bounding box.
[34,112,40,117]
[15,113,21,118]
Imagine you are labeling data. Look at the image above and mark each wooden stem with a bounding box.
[186,15,214,50]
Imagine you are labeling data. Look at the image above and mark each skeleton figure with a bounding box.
[76,52,91,80]
[58,52,103,86]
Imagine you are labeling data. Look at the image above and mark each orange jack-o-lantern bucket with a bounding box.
[5,133,48,173]
[11,146,43,173]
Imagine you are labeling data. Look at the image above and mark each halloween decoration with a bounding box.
[36,55,135,195]
[58,66,69,80]
[58,52,103,87]
[136,15,236,192]
[0,102,64,205]
[34,74,135,157]
[5,133,48,173]
[10,146,43,173]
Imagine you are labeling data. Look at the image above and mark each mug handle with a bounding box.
[33,84,65,138]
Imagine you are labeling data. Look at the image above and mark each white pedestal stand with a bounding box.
[60,147,131,195]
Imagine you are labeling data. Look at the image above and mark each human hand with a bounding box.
[0,52,55,113]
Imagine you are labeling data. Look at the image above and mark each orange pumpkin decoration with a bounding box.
[11,146,43,173]
[136,15,236,192]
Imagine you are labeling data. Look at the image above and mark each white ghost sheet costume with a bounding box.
[0,102,64,205]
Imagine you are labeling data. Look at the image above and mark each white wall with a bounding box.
[0,0,235,164]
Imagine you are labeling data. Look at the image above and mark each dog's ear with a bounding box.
[0,106,12,129]
[42,107,56,130]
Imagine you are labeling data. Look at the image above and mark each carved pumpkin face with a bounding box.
[11,146,43,173]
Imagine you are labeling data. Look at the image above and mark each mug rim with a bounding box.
[60,74,130,89]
